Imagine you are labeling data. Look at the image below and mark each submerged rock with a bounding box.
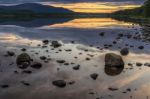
[16,53,31,69]
[51,41,62,48]
[120,48,129,56]
[105,53,124,68]
[52,80,66,88]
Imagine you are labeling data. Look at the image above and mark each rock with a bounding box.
[144,63,150,67]
[42,40,49,45]
[21,48,26,52]
[99,32,105,36]
[126,88,131,92]
[56,60,65,63]
[16,53,31,69]
[52,80,66,88]
[68,81,75,85]
[118,33,123,37]
[65,49,72,52]
[113,41,117,44]
[31,62,42,69]
[40,56,47,60]
[128,63,133,66]
[136,62,143,67]
[105,53,124,68]
[120,48,129,56]
[64,63,69,65]
[51,41,62,48]
[108,87,118,91]
[138,46,144,50]
[1,85,9,88]
[86,57,91,61]
[22,70,32,74]
[71,41,75,43]
[7,51,15,56]
[21,81,30,86]
[90,73,98,80]
[73,65,80,70]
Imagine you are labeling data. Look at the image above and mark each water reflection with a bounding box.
[0,17,150,99]
[0,17,136,28]
[44,18,134,28]
[0,18,72,28]
[105,66,124,76]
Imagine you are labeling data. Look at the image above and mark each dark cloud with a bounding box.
[0,0,145,4]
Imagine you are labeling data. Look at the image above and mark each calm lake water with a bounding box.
[0,17,150,99]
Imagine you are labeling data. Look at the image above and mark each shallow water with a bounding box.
[0,17,150,99]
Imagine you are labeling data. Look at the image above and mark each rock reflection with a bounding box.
[105,66,124,76]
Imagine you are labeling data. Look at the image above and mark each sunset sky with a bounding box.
[50,2,140,13]
[0,0,145,13]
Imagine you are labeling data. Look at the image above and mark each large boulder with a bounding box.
[16,53,31,69]
[105,53,124,76]
[105,53,124,68]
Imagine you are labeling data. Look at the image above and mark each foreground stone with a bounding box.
[52,80,66,88]
[105,53,124,76]
[16,53,31,69]
[105,53,124,68]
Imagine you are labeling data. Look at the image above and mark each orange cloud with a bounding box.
[50,2,140,13]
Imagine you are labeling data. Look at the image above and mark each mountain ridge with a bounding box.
[0,3,73,13]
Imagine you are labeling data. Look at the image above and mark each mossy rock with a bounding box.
[16,53,31,69]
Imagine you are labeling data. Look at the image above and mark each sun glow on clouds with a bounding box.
[50,2,140,13]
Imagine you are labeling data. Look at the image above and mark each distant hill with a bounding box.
[0,3,110,19]
[0,3,73,14]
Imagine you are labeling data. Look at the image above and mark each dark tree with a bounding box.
[143,0,150,17]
